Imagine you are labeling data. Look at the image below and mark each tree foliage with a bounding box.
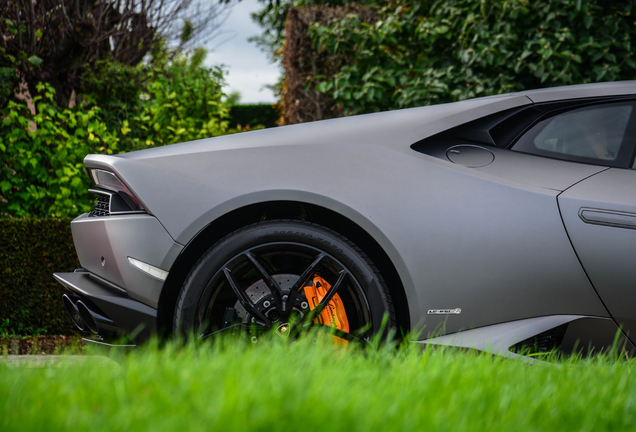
[0,0,230,107]
[281,4,376,124]
[310,0,636,116]
[249,0,373,60]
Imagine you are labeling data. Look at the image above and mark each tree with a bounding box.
[0,0,231,107]
[249,0,373,61]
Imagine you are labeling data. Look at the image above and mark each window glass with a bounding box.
[512,102,636,167]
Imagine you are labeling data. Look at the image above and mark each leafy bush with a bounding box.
[1,49,231,218]
[0,83,119,217]
[0,218,78,336]
[310,0,636,115]
[81,48,230,152]
[0,66,17,108]
[79,59,147,144]
[134,48,229,147]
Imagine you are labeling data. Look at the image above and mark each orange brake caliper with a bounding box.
[303,275,349,344]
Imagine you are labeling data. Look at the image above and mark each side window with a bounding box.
[511,102,636,167]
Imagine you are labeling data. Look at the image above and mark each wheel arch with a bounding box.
[156,200,411,337]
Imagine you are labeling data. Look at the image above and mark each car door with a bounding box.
[512,100,636,343]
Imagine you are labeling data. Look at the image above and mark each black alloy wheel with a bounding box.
[174,220,396,343]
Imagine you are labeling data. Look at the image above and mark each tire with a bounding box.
[174,220,395,343]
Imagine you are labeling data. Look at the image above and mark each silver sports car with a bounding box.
[55,81,636,359]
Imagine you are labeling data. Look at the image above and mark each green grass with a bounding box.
[1,335,636,432]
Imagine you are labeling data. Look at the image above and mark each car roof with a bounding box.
[519,80,636,103]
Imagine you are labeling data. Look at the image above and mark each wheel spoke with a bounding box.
[246,251,284,313]
[292,270,348,332]
[223,267,272,328]
[283,253,326,319]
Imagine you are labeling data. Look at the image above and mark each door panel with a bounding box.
[559,168,636,342]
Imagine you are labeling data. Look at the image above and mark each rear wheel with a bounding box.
[174,220,395,343]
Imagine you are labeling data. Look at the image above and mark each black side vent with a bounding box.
[90,194,110,217]
[511,324,568,355]
[87,188,145,217]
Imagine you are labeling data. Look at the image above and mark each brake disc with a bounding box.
[234,274,307,323]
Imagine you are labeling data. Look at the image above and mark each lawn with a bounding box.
[1,335,635,432]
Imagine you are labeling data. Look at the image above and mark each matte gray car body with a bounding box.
[55,81,636,358]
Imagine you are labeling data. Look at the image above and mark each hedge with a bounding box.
[0,218,79,336]
[228,104,279,129]
[309,0,636,116]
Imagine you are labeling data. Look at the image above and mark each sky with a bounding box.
[205,0,280,104]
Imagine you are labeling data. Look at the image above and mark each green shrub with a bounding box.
[130,48,230,147]
[311,0,636,115]
[82,48,231,152]
[79,59,147,147]
[0,83,119,217]
[0,218,78,336]
[1,49,232,218]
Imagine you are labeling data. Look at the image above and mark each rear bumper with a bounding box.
[70,213,183,309]
[54,270,157,343]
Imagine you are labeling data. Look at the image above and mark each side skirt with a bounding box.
[415,315,634,362]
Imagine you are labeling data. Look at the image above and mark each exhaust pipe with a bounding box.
[77,301,99,334]
[63,294,85,332]
[62,293,120,336]
[77,299,117,335]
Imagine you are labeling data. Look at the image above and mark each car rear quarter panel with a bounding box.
[82,92,612,337]
[72,213,183,308]
[89,142,607,337]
